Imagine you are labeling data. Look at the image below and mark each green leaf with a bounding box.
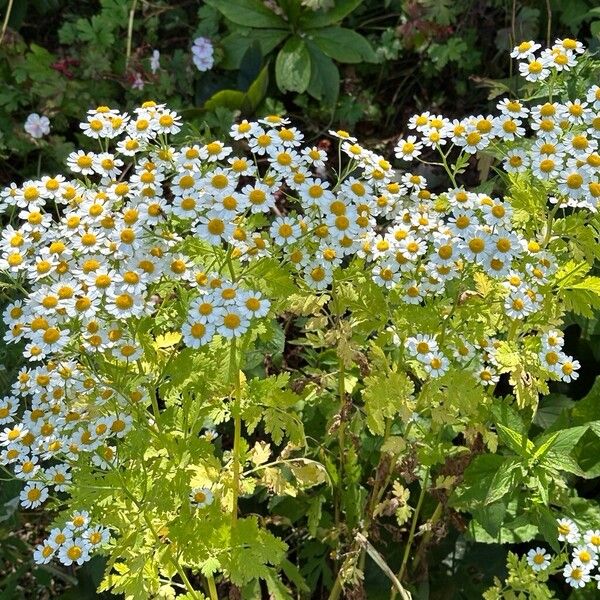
[533,394,575,429]
[543,451,586,477]
[427,37,471,69]
[306,496,324,537]
[243,63,270,112]
[533,505,560,552]
[569,497,600,533]
[275,36,311,93]
[245,374,305,445]
[362,370,414,436]
[553,262,600,318]
[574,429,600,479]
[556,377,600,427]
[299,0,362,28]
[491,400,527,435]
[469,506,539,545]
[205,0,288,28]
[534,425,589,455]
[532,468,549,505]
[280,558,310,595]
[204,89,246,112]
[247,257,296,299]
[495,423,533,458]
[451,454,505,507]
[244,317,284,373]
[264,568,294,599]
[531,431,560,461]
[287,458,329,489]
[225,517,287,585]
[305,41,339,106]
[485,458,521,505]
[220,29,289,70]
[471,501,508,537]
[308,27,376,63]
[561,276,600,318]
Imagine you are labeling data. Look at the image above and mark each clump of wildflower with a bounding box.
[524,519,600,590]
[33,511,110,566]
[0,39,598,579]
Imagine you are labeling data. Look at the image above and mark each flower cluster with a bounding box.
[511,38,584,82]
[526,519,600,589]
[397,41,599,211]
[32,510,110,566]
[0,39,594,572]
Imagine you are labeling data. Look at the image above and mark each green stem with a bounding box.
[437,144,458,188]
[137,358,163,431]
[411,501,443,571]
[0,0,14,45]
[332,280,347,549]
[230,338,242,528]
[125,0,138,69]
[542,203,561,248]
[337,358,346,481]
[327,574,342,600]
[393,467,430,596]
[166,550,201,600]
[207,575,219,600]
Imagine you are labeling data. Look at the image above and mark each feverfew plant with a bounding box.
[1,39,600,598]
[485,519,600,597]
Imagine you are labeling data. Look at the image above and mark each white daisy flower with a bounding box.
[190,486,214,508]
[19,482,48,508]
[526,547,551,571]
[563,562,591,588]
[558,518,580,544]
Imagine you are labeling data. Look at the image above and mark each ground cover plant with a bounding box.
[2,31,600,600]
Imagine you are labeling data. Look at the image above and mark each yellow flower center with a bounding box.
[278,224,293,237]
[311,267,326,282]
[496,238,511,252]
[207,219,225,235]
[178,175,195,189]
[223,313,241,329]
[43,328,60,344]
[468,238,485,253]
[249,189,266,204]
[528,61,542,73]
[566,173,583,189]
[77,155,92,168]
[27,487,41,501]
[438,245,452,259]
[67,546,82,561]
[466,132,481,146]
[115,294,133,309]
